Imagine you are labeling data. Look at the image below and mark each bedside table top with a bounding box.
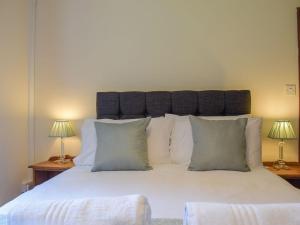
[29,160,74,172]
[264,162,300,179]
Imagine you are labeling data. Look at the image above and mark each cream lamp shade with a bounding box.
[268,120,296,140]
[49,120,75,163]
[49,120,75,138]
[268,120,296,170]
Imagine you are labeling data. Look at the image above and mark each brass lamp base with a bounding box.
[273,160,289,170]
[54,158,71,164]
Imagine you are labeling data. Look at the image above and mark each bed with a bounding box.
[1,165,300,224]
[1,90,300,225]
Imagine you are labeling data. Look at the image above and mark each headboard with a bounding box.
[96,90,251,119]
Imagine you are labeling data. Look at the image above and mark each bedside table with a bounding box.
[264,162,300,188]
[29,156,74,186]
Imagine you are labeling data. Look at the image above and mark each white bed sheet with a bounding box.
[1,164,300,219]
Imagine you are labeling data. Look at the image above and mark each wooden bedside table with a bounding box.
[29,156,74,186]
[264,162,300,188]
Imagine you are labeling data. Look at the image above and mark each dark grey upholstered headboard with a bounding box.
[96,90,251,119]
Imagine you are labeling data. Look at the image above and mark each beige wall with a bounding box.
[34,0,300,162]
[0,0,29,205]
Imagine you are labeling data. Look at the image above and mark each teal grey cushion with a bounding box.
[188,116,249,171]
[91,118,152,171]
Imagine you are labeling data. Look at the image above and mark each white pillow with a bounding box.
[147,117,174,164]
[165,114,262,169]
[165,114,193,165]
[244,117,262,168]
[74,117,174,166]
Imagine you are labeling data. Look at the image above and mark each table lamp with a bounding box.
[49,120,75,163]
[268,120,296,169]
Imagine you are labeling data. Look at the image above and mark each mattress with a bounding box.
[1,164,300,219]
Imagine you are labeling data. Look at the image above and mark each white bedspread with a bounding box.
[1,164,300,219]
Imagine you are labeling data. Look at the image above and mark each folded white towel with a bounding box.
[3,195,151,225]
[184,202,300,225]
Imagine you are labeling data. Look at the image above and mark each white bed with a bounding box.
[2,91,300,224]
[1,164,300,219]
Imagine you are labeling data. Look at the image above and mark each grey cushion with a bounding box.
[97,90,251,119]
[91,118,152,171]
[188,116,249,172]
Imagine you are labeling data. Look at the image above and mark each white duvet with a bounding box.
[1,164,300,219]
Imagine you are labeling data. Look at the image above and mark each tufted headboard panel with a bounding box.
[96,90,251,119]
